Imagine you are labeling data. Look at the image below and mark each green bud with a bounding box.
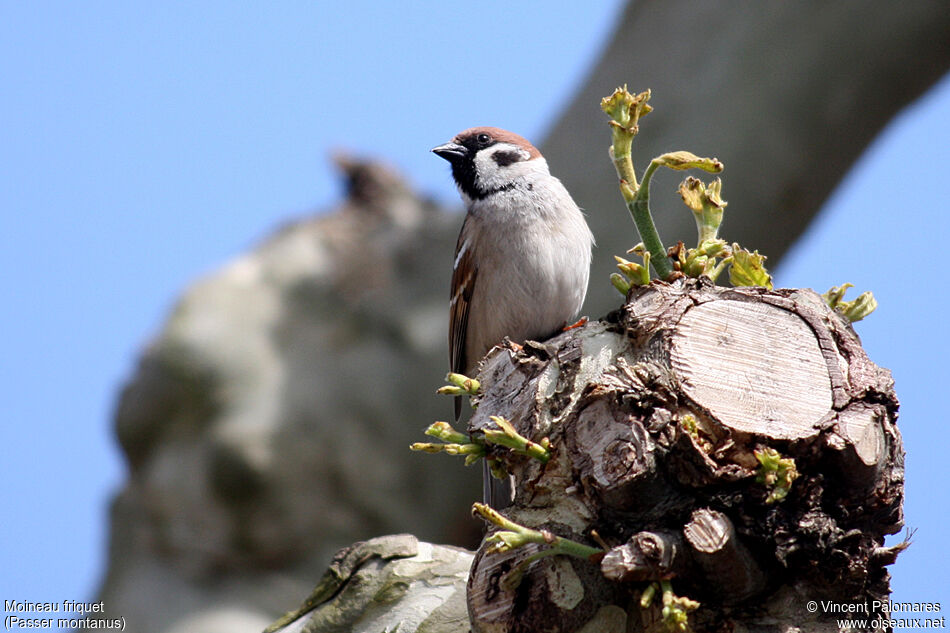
[659,580,699,632]
[754,447,799,504]
[696,238,728,258]
[615,255,650,286]
[679,177,728,244]
[409,442,445,453]
[681,414,699,438]
[445,372,480,395]
[640,583,657,608]
[683,253,708,277]
[678,176,705,212]
[424,421,470,444]
[823,284,877,322]
[681,238,729,279]
[704,177,725,205]
[611,272,631,296]
[822,283,853,309]
[840,291,878,322]
[600,85,652,130]
[655,151,724,173]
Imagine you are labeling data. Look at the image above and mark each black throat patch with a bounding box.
[451,160,481,199]
[451,158,515,200]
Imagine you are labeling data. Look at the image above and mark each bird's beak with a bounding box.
[431,142,468,163]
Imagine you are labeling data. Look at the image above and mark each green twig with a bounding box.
[660,579,700,632]
[629,154,723,280]
[639,580,700,633]
[472,503,603,559]
[640,583,657,609]
[410,421,485,466]
[483,415,550,463]
[436,372,480,397]
[602,87,725,281]
[602,87,673,279]
[411,415,550,468]
[627,159,673,279]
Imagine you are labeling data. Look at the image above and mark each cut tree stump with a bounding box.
[467,278,903,633]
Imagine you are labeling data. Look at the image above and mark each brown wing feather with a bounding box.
[449,218,477,420]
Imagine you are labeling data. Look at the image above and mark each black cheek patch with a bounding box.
[491,150,523,167]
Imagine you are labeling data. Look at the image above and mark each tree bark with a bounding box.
[466,279,903,632]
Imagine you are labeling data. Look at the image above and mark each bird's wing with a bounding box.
[449,217,477,420]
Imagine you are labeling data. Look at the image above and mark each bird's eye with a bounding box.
[476,133,491,145]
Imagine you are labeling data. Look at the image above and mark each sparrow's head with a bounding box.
[432,127,547,201]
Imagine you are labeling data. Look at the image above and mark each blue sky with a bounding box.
[2,1,947,625]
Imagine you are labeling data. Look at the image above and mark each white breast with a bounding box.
[464,174,593,369]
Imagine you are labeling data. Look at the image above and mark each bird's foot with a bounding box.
[563,316,588,331]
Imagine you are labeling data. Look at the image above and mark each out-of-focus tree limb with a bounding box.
[542,0,950,316]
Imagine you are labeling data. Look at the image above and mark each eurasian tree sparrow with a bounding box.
[432,125,594,425]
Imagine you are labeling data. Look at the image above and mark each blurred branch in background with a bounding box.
[544,0,950,317]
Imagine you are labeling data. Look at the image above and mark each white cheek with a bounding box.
[473,146,547,191]
[472,151,503,190]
